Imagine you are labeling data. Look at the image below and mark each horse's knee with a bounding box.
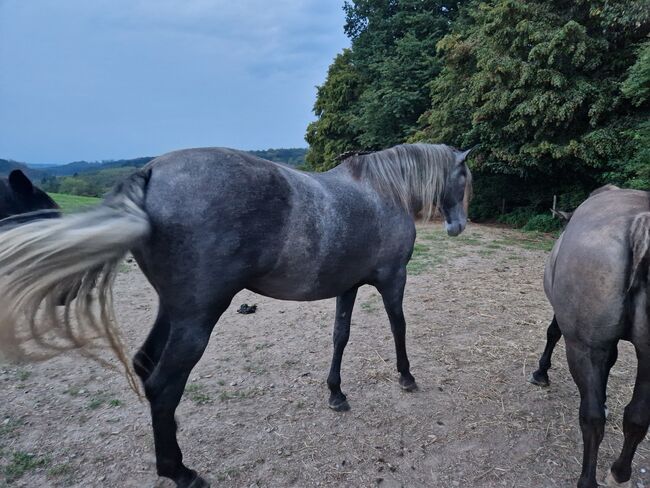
[133,350,154,383]
[579,402,606,431]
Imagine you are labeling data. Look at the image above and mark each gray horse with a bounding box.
[0,144,472,488]
[540,186,650,488]
[530,184,621,388]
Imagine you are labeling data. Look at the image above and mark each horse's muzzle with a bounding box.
[445,221,465,237]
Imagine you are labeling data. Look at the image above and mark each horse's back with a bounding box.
[546,189,650,344]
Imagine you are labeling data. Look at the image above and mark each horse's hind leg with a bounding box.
[565,339,614,488]
[144,296,234,488]
[609,347,650,485]
[530,316,562,387]
[377,267,417,392]
[133,305,170,383]
[327,287,358,412]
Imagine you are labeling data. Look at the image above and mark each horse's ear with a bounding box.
[9,170,34,194]
[455,145,479,165]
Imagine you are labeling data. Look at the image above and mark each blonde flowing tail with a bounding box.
[0,170,151,394]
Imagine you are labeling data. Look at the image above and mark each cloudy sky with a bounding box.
[0,0,349,163]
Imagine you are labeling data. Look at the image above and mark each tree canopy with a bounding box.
[306,0,649,227]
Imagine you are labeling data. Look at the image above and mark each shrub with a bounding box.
[522,214,564,233]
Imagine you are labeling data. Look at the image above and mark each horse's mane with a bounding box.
[343,143,470,221]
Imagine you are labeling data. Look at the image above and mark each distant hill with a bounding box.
[247,148,307,166]
[42,157,156,177]
[4,147,308,198]
[0,159,50,181]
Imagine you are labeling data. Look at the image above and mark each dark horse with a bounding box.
[536,186,650,488]
[0,170,60,227]
[0,144,472,487]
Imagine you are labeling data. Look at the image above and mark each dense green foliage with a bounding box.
[306,0,649,231]
[306,1,465,169]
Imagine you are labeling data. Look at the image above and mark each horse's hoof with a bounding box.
[328,397,351,412]
[187,473,211,488]
[603,469,631,487]
[528,372,550,387]
[399,376,418,392]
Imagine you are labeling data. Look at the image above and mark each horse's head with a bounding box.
[0,170,60,226]
[440,147,474,237]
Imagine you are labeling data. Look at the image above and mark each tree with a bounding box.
[414,0,649,215]
[306,1,465,170]
[305,49,364,170]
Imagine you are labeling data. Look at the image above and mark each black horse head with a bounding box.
[0,170,60,227]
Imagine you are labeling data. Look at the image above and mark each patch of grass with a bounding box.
[87,396,105,410]
[0,418,24,439]
[453,235,483,245]
[48,193,101,213]
[108,399,122,407]
[494,233,555,252]
[4,451,49,482]
[65,386,81,397]
[281,359,299,369]
[243,362,267,375]
[216,466,243,482]
[360,293,381,313]
[407,242,444,275]
[219,388,264,402]
[15,369,31,382]
[184,383,212,405]
[477,249,497,256]
[47,463,75,479]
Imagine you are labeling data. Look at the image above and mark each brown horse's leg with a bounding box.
[609,346,650,484]
[565,339,614,488]
[144,300,231,488]
[530,316,562,387]
[377,267,417,392]
[327,286,358,412]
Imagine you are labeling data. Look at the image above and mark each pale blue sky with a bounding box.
[0,0,349,163]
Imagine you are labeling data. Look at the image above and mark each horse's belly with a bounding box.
[248,268,368,302]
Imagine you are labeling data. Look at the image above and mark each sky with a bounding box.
[0,0,349,163]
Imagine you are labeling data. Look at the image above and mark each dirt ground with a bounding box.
[2,223,649,488]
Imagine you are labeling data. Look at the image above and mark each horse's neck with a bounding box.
[327,161,420,218]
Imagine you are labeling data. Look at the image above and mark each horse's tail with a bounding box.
[0,169,151,394]
[628,212,650,293]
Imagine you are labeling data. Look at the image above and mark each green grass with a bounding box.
[4,451,50,482]
[48,193,101,213]
[184,383,213,405]
[493,232,555,252]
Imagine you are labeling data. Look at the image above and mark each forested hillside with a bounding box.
[0,148,307,198]
[306,0,650,229]
[0,159,49,181]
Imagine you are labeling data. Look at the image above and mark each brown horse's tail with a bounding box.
[0,169,151,394]
[628,212,650,292]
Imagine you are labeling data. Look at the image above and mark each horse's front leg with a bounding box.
[377,267,417,391]
[327,287,358,411]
